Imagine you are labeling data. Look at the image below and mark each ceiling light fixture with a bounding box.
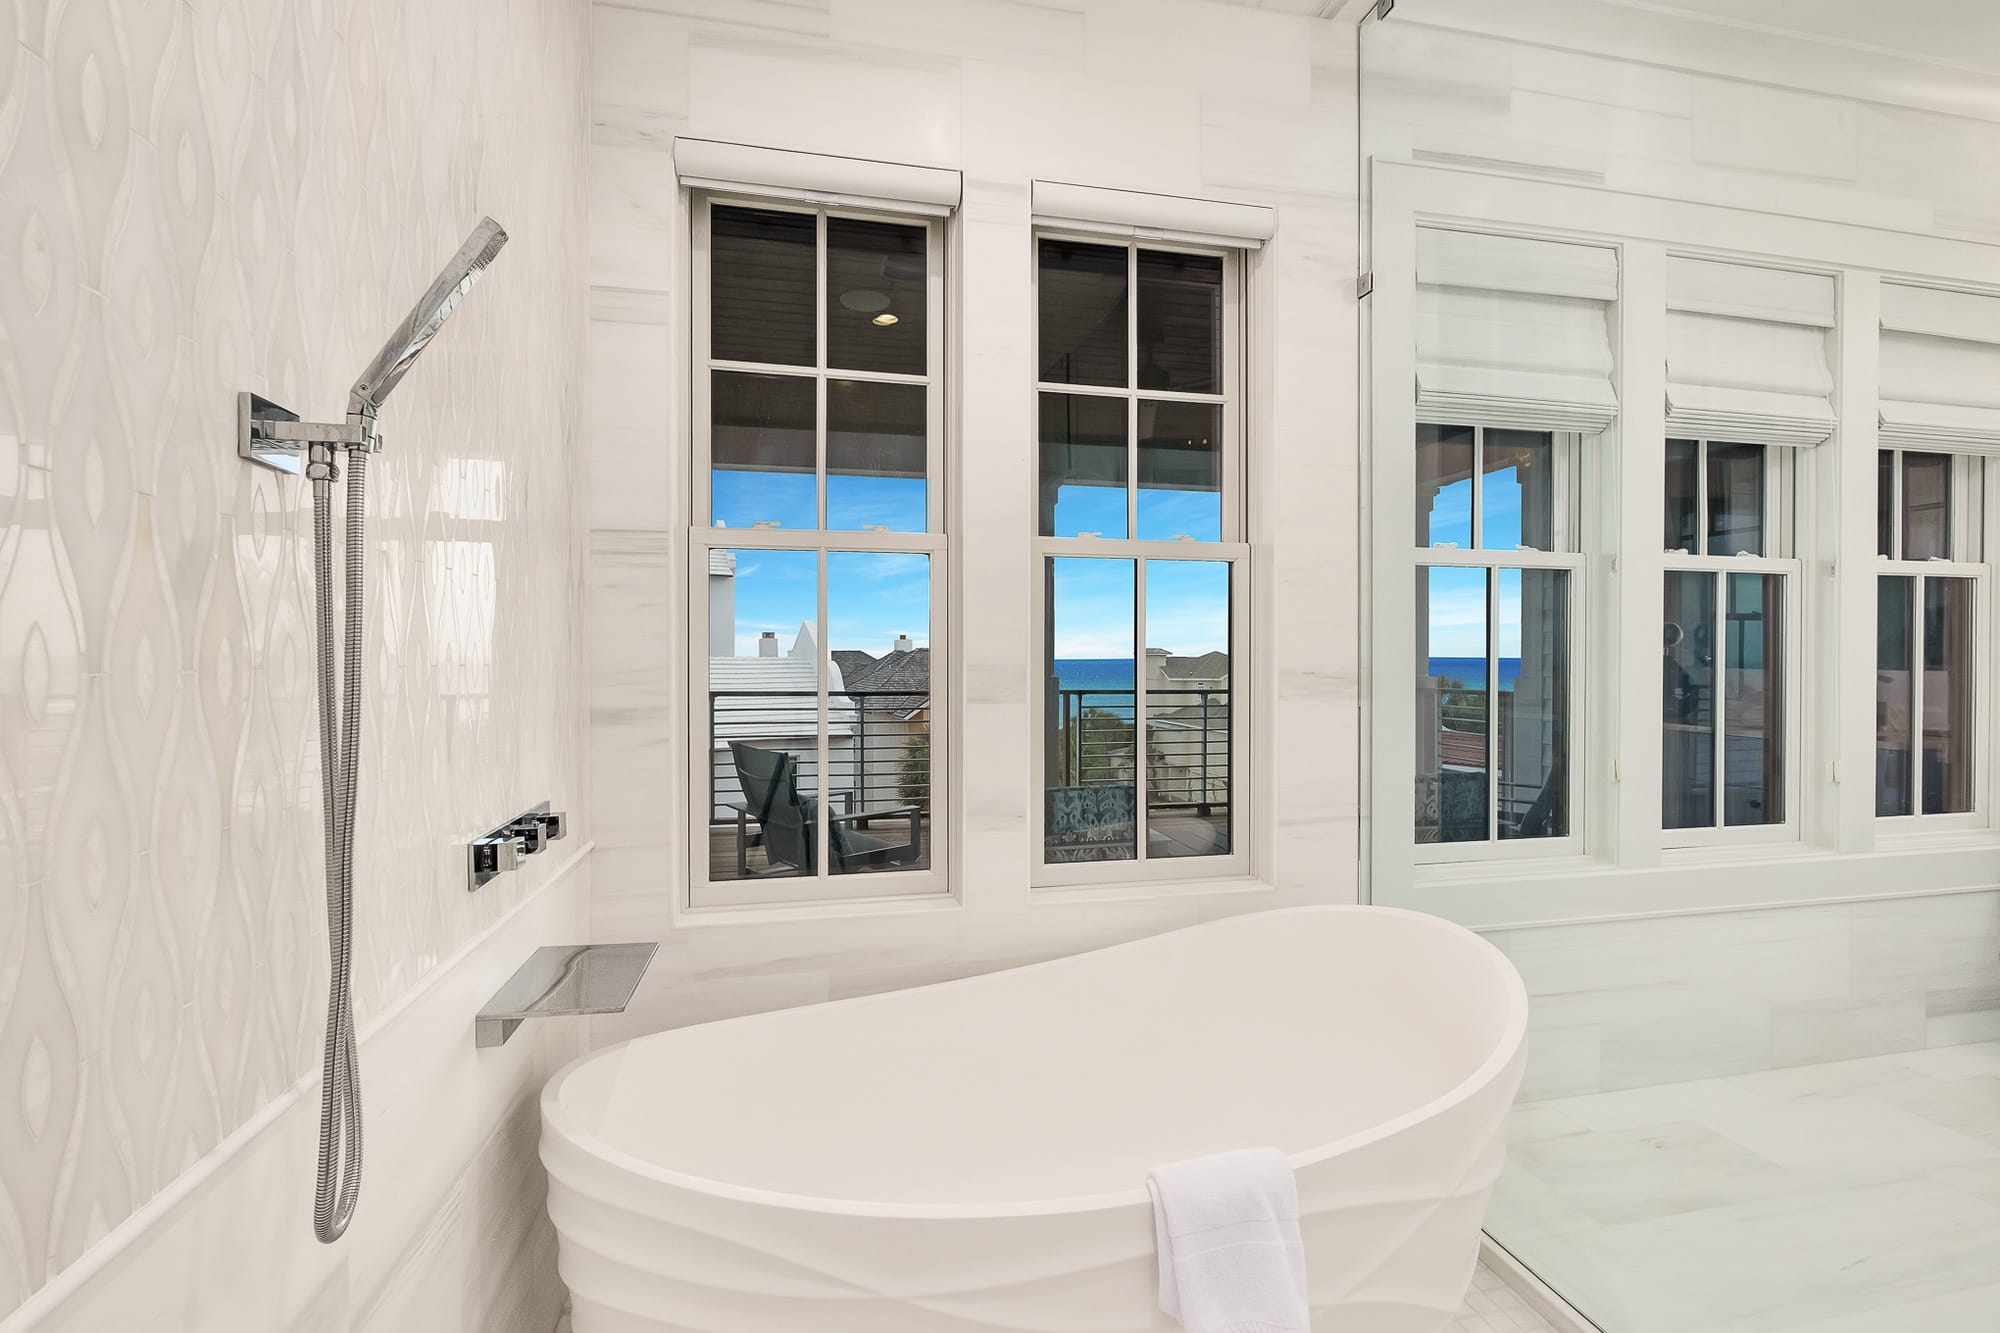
[872,312,899,326]
[839,288,891,313]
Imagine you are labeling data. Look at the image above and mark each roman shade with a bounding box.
[673,138,961,216]
[1879,284,2000,451]
[1664,257,1836,447]
[1031,180,1276,250]
[1415,229,1619,434]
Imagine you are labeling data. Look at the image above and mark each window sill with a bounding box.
[673,887,960,930]
[1031,873,1276,904]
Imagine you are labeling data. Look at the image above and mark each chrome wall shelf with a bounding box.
[475,942,657,1048]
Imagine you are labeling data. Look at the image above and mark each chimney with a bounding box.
[892,634,914,654]
[758,632,779,658]
[1147,646,1170,684]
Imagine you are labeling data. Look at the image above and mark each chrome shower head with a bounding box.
[346,216,509,419]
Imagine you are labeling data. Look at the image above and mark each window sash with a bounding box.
[1875,563,1986,828]
[1029,541,1251,888]
[688,193,950,909]
[1030,231,1248,888]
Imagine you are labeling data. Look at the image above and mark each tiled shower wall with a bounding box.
[0,0,588,1322]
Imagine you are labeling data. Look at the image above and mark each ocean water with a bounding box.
[1052,658,1138,694]
[1428,656,1523,687]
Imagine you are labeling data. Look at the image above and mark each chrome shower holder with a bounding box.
[236,391,380,476]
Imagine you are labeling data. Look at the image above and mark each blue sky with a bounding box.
[721,547,932,660]
[1050,557,1229,660]
[1423,462,1535,661]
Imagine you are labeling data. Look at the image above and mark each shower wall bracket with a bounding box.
[469,801,567,892]
[236,391,380,474]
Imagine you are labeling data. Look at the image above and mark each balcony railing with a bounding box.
[707,688,932,879]
[1047,686,1230,814]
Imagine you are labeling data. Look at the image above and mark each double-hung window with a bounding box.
[1032,235,1247,883]
[1875,449,1984,820]
[690,197,946,905]
[1413,426,1581,851]
[1661,439,1797,836]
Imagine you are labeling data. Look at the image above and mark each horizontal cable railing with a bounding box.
[1050,686,1230,815]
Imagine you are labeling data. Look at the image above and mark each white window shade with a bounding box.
[1031,181,1275,249]
[1415,229,1619,434]
[1664,259,1834,447]
[1880,284,2000,451]
[673,138,961,215]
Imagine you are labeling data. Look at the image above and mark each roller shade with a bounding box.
[673,138,961,215]
[1032,180,1275,250]
[1880,284,2000,451]
[1415,229,1619,435]
[1665,258,1835,447]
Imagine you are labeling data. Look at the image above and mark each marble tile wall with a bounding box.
[0,0,590,1323]
[1359,2,2000,1103]
[1362,3,2000,240]
[1491,891,2000,1101]
[585,0,1364,1040]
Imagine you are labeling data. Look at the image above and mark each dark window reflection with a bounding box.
[1902,452,1952,561]
[1707,442,1765,556]
[1039,393,1128,537]
[1924,577,1974,814]
[1038,239,1128,387]
[1663,570,1715,829]
[1484,429,1555,551]
[1876,576,1913,817]
[1665,438,1700,551]
[1137,249,1222,393]
[1877,450,1896,559]
[1417,423,1475,547]
[1137,400,1221,541]
[827,379,926,532]
[710,370,816,528]
[711,206,815,367]
[1723,574,1783,826]
[827,217,926,376]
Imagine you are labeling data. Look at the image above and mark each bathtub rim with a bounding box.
[540,904,1529,1222]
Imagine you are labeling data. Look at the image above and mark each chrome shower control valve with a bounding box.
[469,801,564,891]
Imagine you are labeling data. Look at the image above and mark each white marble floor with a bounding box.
[1491,1041,2000,1333]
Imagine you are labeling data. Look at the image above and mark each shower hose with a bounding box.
[310,447,366,1243]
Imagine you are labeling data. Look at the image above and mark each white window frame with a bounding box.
[1413,425,1588,864]
[687,192,949,908]
[1874,448,1991,833]
[1029,229,1251,889]
[1659,438,1803,849]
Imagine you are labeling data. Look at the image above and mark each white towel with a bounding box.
[1146,1147,1309,1333]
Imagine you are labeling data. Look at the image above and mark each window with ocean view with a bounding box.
[1034,232,1246,883]
[1414,424,1578,851]
[689,197,947,906]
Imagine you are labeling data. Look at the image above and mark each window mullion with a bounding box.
[1912,574,1927,816]
[1696,440,1709,556]
[1128,243,1140,543]
[1487,562,1500,844]
[1134,553,1150,864]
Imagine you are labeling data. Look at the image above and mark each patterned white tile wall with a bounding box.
[0,0,589,1318]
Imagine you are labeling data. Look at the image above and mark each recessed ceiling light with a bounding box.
[872,312,899,326]
[839,289,891,313]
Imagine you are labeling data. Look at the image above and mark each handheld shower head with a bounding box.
[346,216,509,419]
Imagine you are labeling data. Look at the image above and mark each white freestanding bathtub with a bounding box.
[541,906,1528,1332]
